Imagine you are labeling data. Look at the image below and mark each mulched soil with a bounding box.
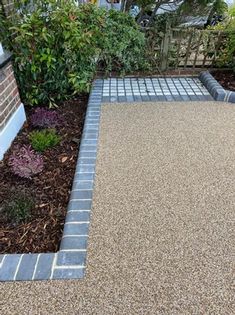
[211,70,235,92]
[96,69,202,78]
[0,94,88,254]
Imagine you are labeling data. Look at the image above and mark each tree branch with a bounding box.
[148,0,181,26]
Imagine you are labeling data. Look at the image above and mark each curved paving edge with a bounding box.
[0,79,103,281]
[199,71,235,103]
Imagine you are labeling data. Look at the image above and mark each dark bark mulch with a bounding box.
[96,69,202,78]
[0,95,88,254]
[211,70,235,92]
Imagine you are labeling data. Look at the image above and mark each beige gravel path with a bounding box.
[0,101,234,315]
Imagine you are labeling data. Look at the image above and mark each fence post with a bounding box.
[160,20,171,71]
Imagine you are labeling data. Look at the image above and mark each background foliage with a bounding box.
[132,0,228,27]
[99,9,148,74]
[208,4,235,68]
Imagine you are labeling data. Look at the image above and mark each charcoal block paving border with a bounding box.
[0,75,217,281]
[0,79,103,281]
[199,71,235,103]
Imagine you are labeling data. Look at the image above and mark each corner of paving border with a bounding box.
[199,71,235,103]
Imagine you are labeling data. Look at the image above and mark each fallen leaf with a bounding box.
[61,157,68,163]
[39,203,48,208]
[72,137,80,144]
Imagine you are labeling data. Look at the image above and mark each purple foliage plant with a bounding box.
[30,108,62,128]
[9,145,44,178]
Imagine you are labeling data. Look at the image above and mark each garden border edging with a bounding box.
[199,71,235,103]
[0,79,103,281]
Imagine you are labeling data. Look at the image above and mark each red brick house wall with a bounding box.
[0,57,21,132]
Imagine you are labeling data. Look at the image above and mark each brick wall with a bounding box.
[0,60,21,132]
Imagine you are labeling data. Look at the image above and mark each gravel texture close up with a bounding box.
[0,101,234,315]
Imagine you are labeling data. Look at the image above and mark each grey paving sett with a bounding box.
[102,77,213,102]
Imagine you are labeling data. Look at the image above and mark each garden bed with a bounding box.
[0,95,88,254]
[211,70,235,92]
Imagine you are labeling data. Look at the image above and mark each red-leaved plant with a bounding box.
[9,145,44,178]
[30,108,62,128]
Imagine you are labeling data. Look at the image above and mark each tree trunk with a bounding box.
[137,8,145,24]
[121,0,133,12]
[206,4,216,26]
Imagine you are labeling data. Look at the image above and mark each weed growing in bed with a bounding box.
[4,192,34,224]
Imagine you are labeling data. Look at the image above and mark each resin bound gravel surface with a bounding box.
[0,101,234,314]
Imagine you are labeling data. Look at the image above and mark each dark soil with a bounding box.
[96,69,201,78]
[0,95,88,254]
[211,70,235,92]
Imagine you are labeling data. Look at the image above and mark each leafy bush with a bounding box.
[208,19,235,68]
[144,14,173,68]
[3,1,104,106]
[9,145,43,178]
[100,9,149,74]
[3,191,34,224]
[1,1,148,107]
[29,129,61,152]
[30,107,62,128]
[220,18,235,69]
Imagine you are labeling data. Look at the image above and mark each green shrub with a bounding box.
[4,191,34,224]
[100,9,149,74]
[29,129,61,152]
[1,1,148,107]
[2,1,104,106]
[207,21,235,68]
[222,19,235,69]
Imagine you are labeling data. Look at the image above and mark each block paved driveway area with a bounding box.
[0,92,234,312]
[102,77,213,102]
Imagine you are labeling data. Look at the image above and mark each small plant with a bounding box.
[9,145,44,178]
[29,129,61,152]
[30,108,62,128]
[4,190,34,224]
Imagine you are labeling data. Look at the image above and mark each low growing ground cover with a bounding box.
[0,95,88,254]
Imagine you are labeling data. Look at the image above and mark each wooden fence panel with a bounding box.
[159,28,234,71]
